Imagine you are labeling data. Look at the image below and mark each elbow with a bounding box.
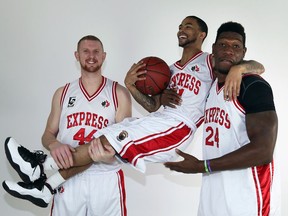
[258,146,275,165]
[262,155,274,165]
[146,107,159,113]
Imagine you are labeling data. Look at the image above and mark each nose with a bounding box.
[223,45,234,55]
[178,26,183,34]
[88,52,95,59]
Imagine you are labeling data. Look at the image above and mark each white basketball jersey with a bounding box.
[199,79,275,216]
[58,77,121,172]
[163,51,213,129]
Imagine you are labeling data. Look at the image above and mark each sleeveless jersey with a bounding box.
[58,77,121,172]
[163,51,214,129]
[98,52,214,172]
[199,77,276,216]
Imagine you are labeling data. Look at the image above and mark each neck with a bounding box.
[180,46,202,65]
[81,71,102,87]
[215,71,227,83]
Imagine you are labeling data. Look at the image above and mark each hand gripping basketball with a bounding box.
[135,56,171,96]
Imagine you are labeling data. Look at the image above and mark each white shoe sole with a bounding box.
[2,180,50,208]
[5,137,40,182]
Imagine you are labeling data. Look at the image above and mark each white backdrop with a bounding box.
[1,0,287,215]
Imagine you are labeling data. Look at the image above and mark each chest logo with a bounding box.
[68,96,76,107]
[101,100,110,108]
[191,64,200,72]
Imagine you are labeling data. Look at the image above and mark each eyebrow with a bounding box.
[179,23,194,28]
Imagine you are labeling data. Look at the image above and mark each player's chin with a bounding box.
[217,63,233,74]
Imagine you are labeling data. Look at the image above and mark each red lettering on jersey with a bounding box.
[170,73,201,95]
[214,107,220,124]
[72,113,79,127]
[194,80,200,94]
[183,74,191,89]
[204,107,230,129]
[224,113,231,128]
[219,109,225,126]
[79,112,85,126]
[97,116,103,128]
[66,112,110,130]
[85,112,92,126]
[91,113,98,128]
[67,115,73,128]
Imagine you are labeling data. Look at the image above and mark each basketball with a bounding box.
[135,56,171,96]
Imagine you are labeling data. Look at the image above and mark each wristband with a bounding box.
[204,160,209,173]
[207,160,212,173]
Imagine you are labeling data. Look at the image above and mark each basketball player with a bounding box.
[165,22,278,215]
[3,16,264,209]
[4,35,132,215]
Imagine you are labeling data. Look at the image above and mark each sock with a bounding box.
[46,171,65,190]
[43,156,59,171]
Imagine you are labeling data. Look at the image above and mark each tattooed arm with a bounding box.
[124,61,161,112]
[224,60,265,100]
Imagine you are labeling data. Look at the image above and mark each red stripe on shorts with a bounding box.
[120,122,192,166]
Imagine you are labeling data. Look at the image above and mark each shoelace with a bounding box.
[18,175,47,191]
[18,146,47,168]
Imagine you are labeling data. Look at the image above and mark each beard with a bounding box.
[80,62,102,73]
[216,67,230,75]
[178,37,197,48]
[214,60,236,75]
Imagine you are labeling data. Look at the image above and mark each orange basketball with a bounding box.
[135,56,171,96]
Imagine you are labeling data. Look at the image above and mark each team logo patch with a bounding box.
[68,96,76,107]
[191,65,200,72]
[57,186,65,194]
[117,130,128,141]
[101,100,110,108]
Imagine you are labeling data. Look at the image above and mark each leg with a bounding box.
[60,136,112,180]
[93,114,194,172]
[70,143,93,166]
[59,164,91,180]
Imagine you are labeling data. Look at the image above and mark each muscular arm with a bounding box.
[42,87,75,169]
[164,111,277,173]
[124,62,161,112]
[210,111,277,171]
[42,87,62,150]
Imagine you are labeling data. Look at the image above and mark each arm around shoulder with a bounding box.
[224,60,265,100]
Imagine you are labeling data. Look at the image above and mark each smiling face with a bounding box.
[177,17,206,48]
[75,39,106,73]
[212,31,246,75]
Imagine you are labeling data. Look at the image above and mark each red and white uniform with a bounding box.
[199,76,278,216]
[51,77,127,216]
[99,52,213,172]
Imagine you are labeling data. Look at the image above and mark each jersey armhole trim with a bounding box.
[60,83,70,108]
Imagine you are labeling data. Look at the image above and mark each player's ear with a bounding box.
[242,47,247,58]
[74,51,80,61]
[102,52,107,61]
[199,32,206,41]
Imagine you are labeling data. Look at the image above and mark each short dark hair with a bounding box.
[77,35,104,50]
[186,16,208,41]
[215,22,246,47]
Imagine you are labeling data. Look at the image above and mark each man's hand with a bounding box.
[49,142,75,169]
[88,138,116,163]
[224,64,243,101]
[160,88,182,108]
[164,149,202,173]
[124,61,146,90]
